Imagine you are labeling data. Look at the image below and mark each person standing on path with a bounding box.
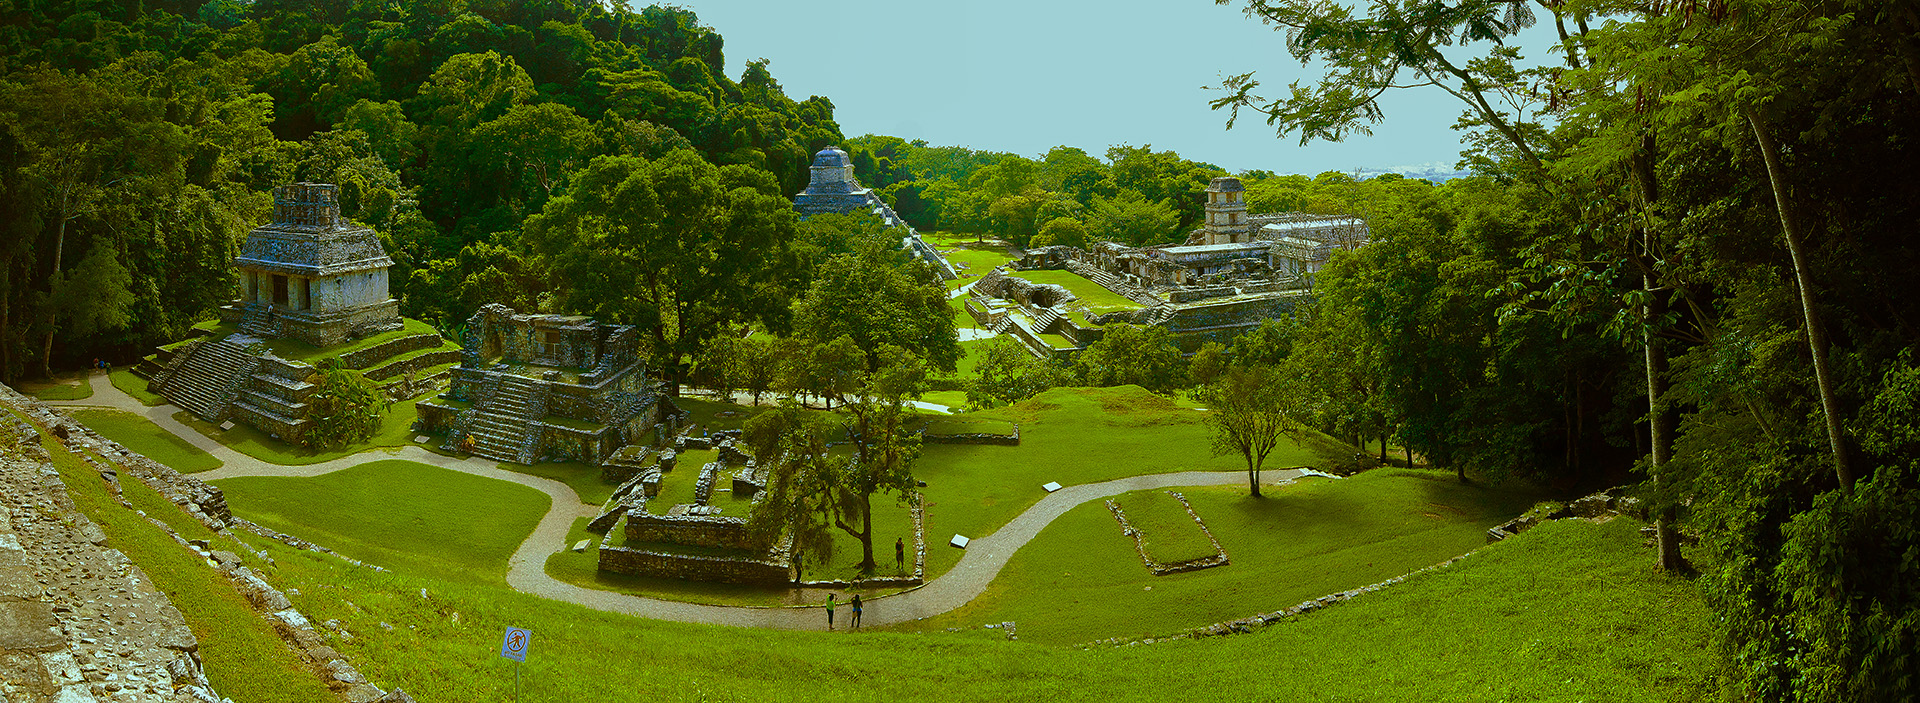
[850,594,862,629]
[825,593,835,630]
[895,537,905,571]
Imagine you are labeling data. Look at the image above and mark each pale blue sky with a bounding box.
[679,0,1560,176]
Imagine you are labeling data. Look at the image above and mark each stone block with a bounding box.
[949,534,970,549]
[1042,482,1062,493]
[0,600,62,652]
[1569,493,1613,518]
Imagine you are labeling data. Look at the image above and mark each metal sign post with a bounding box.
[500,626,532,703]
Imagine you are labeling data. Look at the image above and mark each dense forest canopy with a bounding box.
[0,0,843,382]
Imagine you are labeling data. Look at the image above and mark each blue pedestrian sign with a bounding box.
[499,626,532,662]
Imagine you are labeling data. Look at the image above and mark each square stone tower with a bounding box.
[1203,176,1250,245]
[227,183,402,347]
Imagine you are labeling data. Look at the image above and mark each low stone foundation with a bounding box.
[624,512,757,551]
[923,426,1021,445]
[597,546,790,585]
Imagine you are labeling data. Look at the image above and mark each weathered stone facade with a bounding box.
[624,512,759,551]
[418,304,671,466]
[221,183,402,348]
[595,545,791,585]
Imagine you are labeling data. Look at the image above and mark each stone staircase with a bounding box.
[1030,307,1065,334]
[462,374,544,464]
[238,303,276,337]
[154,335,266,421]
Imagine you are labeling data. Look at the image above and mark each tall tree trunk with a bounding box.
[1,263,11,384]
[857,494,874,571]
[1631,135,1691,574]
[1645,273,1691,574]
[40,213,68,379]
[1747,108,1854,489]
[1248,455,1262,498]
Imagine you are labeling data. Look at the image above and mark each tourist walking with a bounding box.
[825,593,835,630]
[895,537,905,570]
[850,594,863,629]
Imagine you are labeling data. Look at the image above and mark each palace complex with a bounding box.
[968,176,1369,357]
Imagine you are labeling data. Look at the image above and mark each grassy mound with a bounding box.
[71,408,223,473]
[212,460,549,585]
[902,470,1544,644]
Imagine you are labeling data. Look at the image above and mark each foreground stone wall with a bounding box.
[2,384,419,702]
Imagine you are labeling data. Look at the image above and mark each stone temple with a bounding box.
[968,176,1369,357]
[414,304,677,466]
[793,146,956,280]
[138,182,461,445]
[227,183,403,347]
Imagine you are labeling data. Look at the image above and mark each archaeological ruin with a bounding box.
[590,431,795,585]
[138,183,458,445]
[793,145,957,280]
[414,304,676,466]
[967,176,1369,356]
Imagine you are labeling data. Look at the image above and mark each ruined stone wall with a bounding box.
[276,298,403,348]
[362,349,461,382]
[923,425,1021,446]
[623,512,758,550]
[231,402,307,445]
[340,334,444,370]
[596,546,789,585]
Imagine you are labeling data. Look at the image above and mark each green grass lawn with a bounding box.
[498,459,612,506]
[1115,490,1219,564]
[902,470,1544,644]
[1011,269,1142,312]
[212,460,549,586]
[909,386,1348,581]
[175,393,429,465]
[936,337,996,380]
[917,414,1016,436]
[14,409,337,702]
[71,408,223,473]
[941,245,1016,277]
[920,389,969,410]
[224,479,1720,702]
[111,368,167,406]
[21,372,93,400]
[948,294,977,327]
